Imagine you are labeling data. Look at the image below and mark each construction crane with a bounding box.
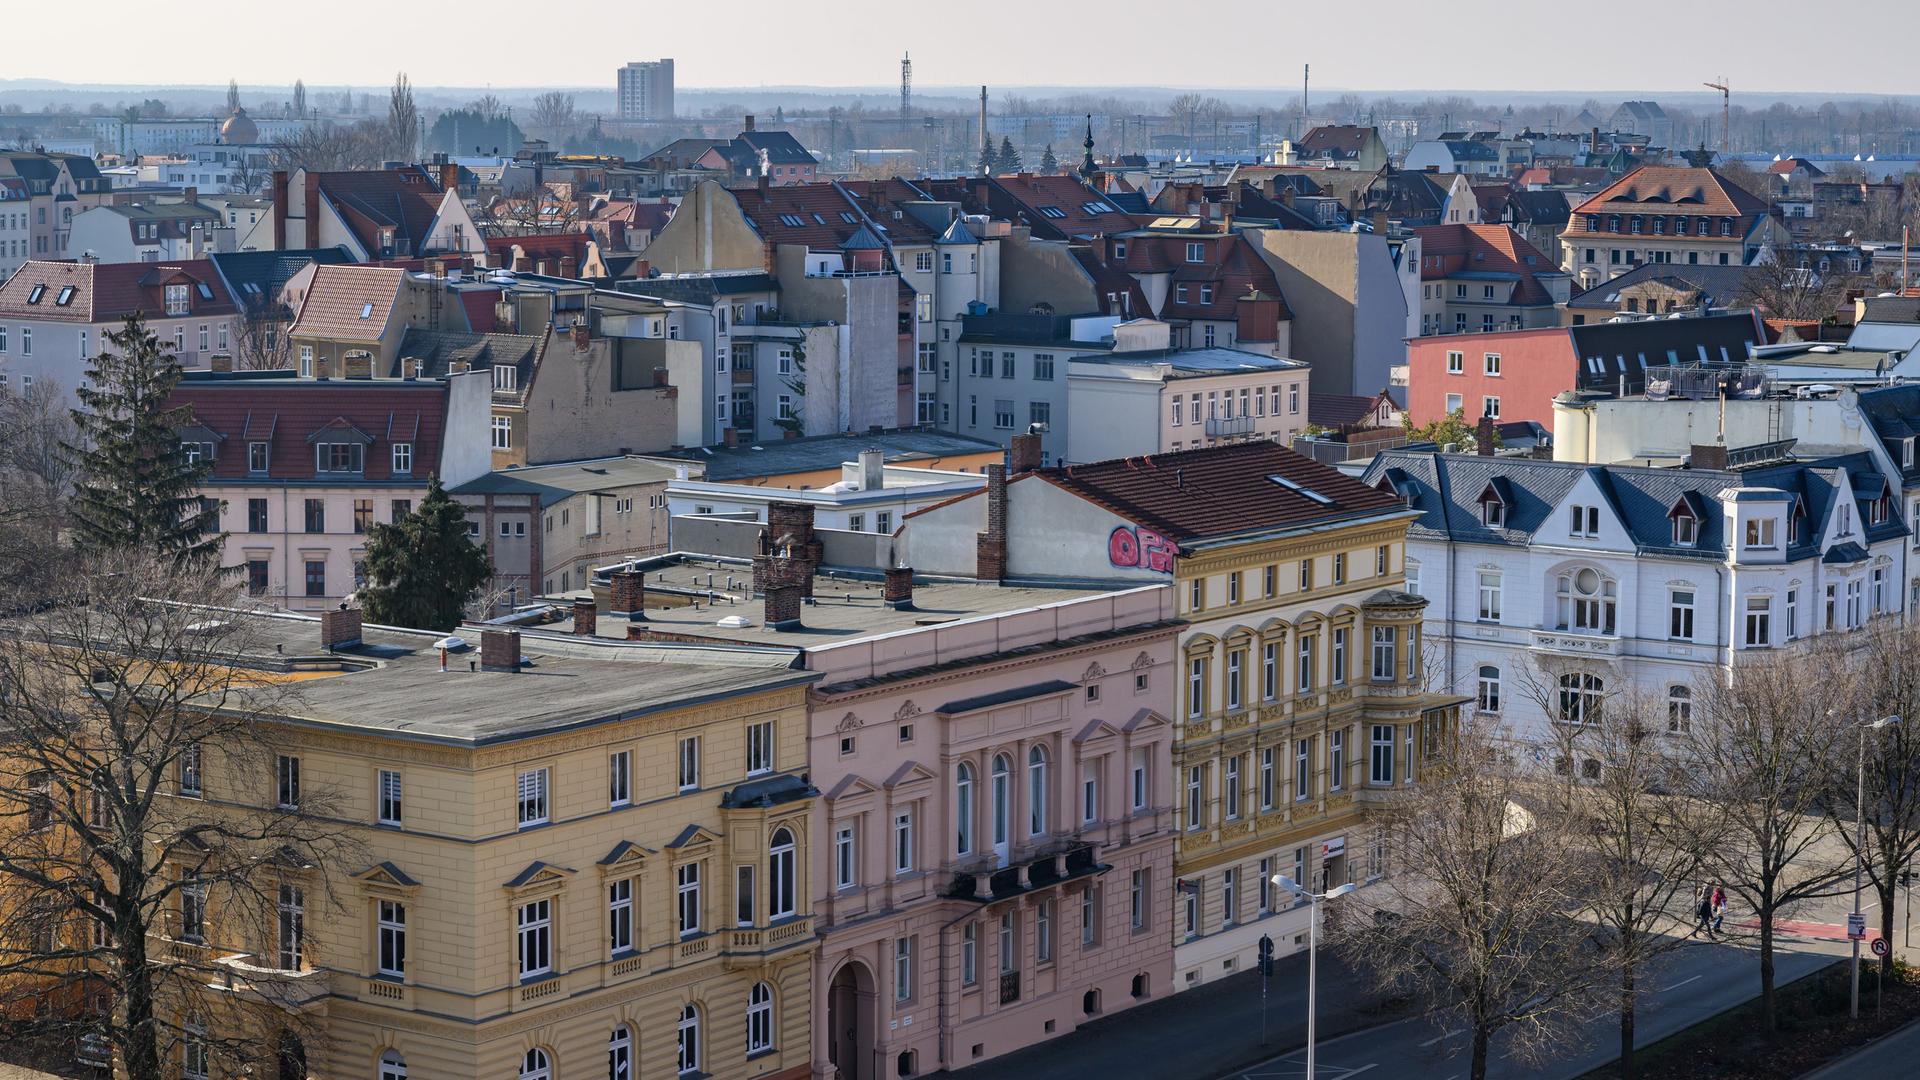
[1703,78,1730,159]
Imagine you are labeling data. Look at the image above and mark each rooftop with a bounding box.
[645,428,1003,482]
[453,456,688,505]
[1076,346,1307,376]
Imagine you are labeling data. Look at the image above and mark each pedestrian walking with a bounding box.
[1711,885,1726,935]
[1697,891,1715,938]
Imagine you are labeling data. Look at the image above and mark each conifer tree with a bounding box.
[998,135,1022,171]
[68,313,221,560]
[1040,143,1058,172]
[359,475,491,631]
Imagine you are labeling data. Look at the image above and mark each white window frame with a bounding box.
[516,767,549,827]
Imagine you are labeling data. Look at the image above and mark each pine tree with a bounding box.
[998,136,1022,171]
[978,144,994,176]
[1040,144,1058,172]
[359,475,491,631]
[68,314,221,560]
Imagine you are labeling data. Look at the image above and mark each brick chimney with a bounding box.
[884,565,916,610]
[271,170,289,249]
[439,162,460,194]
[765,582,803,629]
[1690,442,1729,470]
[559,255,578,279]
[572,597,598,636]
[319,607,362,650]
[766,502,823,596]
[480,628,521,672]
[976,464,1008,581]
[1475,415,1497,455]
[609,569,646,620]
[1009,431,1043,473]
[744,114,756,132]
[303,171,321,249]
[208,352,233,373]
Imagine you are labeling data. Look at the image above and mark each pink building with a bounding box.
[802,581,1180,1080]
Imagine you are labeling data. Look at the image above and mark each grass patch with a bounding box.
[1581,961,1920,1080]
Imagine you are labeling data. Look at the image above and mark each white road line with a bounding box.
[1418,1028,1463,1048]
[1346,1065,1379,1076]
[1663,974,1704,992]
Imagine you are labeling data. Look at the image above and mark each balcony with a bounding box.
[1530,628,1620,657]
[999,969,1022,1004]
[1205,415,1256,439]
[208,953,330,1011]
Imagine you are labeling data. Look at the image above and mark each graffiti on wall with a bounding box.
[1108,524,1177,573]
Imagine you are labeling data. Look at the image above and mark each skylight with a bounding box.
[778,214,806,228]
[1037,206,1068,219]
[1267,474,1335,505]
[26,284,44,305]
[359,302,374,319]
[196,282,213,300]
[1082,201,1115,215]
[839,211,857,224]
[54,285,74,306]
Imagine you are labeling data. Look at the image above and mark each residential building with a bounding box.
[668,447,984,544]
[1560,262,1760,325]
[695,120,820,187]
[645,428,1004,490]
[1560,167,1784,288]
[452,456,683,602]
[0,178,32,283]
[1248,229,1410,399]
[616,59,676,120]
[1363,447,1908,752]
[1403,140,1506,178]
[1065,346,1310,461]
[144,608,821,1079]
[1404,312,1766,427]
[0,150,114,269]
[1103,224,1294,356]
[1411,224,1570,336]
[0,259,239,400]
[1293,126,1389,172]
[285,265,474,377]
[67,198,233,264]
[1607,101,1677,149]
[256,165,485,261]
[1504,189,1575,268]
[898,437,1466,990]
[88,116,218,158]
[953,312,1126,463]
[165,370,492,610]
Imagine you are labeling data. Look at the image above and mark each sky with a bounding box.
[9,0,1919,98]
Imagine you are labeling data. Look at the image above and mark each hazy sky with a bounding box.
[11,0,1918,97]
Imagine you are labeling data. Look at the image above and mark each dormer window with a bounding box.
[316,442,364,473]
[181,441,215,465]
[1672,513,1697,546]
[1477,481,1510,527]
[1745,517,1777,550]
[1869,489,1891,526]
[1902,439,1914,470]
[164,284,189,315]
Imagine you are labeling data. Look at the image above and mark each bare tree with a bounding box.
[466,94,504,122]
[529,92,576,131]
[1733,256,1857,323]
[0,379,79,589]
[1168,93,1204,144]
[387,72,418,162]
[1341,716,1610,1080]
[1683,643,1855,1032]
[0,553,359,1079]
[269,120,387,174]
[1831,619,1920,978]
[291,80,305,121]
[233,291,294,372]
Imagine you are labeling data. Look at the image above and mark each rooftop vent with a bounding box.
[1266,474,1335,505]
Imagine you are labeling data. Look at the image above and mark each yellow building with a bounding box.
[171,610,824,1080]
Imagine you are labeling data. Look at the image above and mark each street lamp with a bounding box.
[1272,875,1357,1080]
[1852,714,1900,1020]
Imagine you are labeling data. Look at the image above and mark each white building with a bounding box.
[1065,345,1310,462]
[1363,449,1911,762]
[667,449,983,542]
[67,201,235,264]
[0,259,239,401]
[616,60,675,120]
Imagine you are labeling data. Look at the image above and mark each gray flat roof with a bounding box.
[644,428,1004,482]
[1077,346,1309,375]
[453,457,688,504]
[239,621,812,747]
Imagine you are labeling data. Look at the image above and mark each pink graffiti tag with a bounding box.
[1108,524,1176,573]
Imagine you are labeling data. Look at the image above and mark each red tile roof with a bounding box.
[1034,440,1408,543]
[169,378,450,484]
[1105,232,1291,321]
[0,259,235,322]
[930,174,1133,241]
[1568,166,1771,221]
[1412,223,1562,305]
[485,232,590,268]
[288,265,407,342]
[731,182,920,252]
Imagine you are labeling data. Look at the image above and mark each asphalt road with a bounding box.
[1224,941,1838,1080]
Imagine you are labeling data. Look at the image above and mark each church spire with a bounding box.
[1078,114,1100,180]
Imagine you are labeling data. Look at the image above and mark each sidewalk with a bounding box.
[943,951,1405,1080]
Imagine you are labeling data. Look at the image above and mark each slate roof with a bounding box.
[1309,391,1396,430]
[618,272,777,305]
[393,327,545,387]
[311,166,450,255]
[646,427,1003,482]
[928,174,1132,242]
[1507,188,1574,228]
[1567,261,1759,311]
[1566,312,1765,392]
[167,375,451,485]
[1297,126,1377,161]
[209,248,354,315]
[451,456,684,505]
[1032,441,1410,546]
[1106,231,1292,322]
[288,265,407,342]
[87,201,222,243]
[0,259,235,322]
[1360,449,1903,559]
[1413,224,1564,305]
[1854,384,1920,487]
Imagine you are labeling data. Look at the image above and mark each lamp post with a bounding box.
[1273,874,1357,1079]
[1852,714,1900,1020]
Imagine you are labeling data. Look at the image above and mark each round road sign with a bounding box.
[1871,936,1891,957]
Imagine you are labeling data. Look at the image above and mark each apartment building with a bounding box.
[0,150,115,272]
[898,437,1467,989]
[1559,166,1787,287]
[1363,448,1909,757]
[0,259,239,400]
[153,609,822,1080]
[1065,346,1310,462]
[257,165,485,262]
[1410,223,1570,336]
[67,198,234,264]
[616,59,676,120]
[166,370,492,610]
[667,448,984,542]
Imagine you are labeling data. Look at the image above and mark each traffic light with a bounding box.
[1258,934,1274,977]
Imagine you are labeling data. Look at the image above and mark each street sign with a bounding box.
[1848,912,1868,940]
[1871,936,1891,957]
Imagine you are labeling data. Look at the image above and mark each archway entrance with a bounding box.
[275,1031,307,1080]
[827,960,877,1080]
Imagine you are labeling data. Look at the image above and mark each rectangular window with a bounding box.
[895,809,914,874]
[1260,747,1275,809]
[1262,642,1277,700]
[277,885,304,970]
[1297,636,1315,693]
[1130,870,1147,931]
[1786,588,1799,639]
[678,736,699,791]
[377,900,406,976]
[183,1027,208,1080]
[1745,596,1771,647]
[1037,900,1054,963]
[676,862,701,936]
[965,923,980,983]
[1670,590,1696,640]
[1083,765,1100,823]
[516,768,549,827]
[1330,729,1346,791]
[1131,751,1148,811]
[895,937,914,1003]
[1187,657,1206,718]
[1371,626,1398,682]
[178,744,203,798]
[1477,572,1502,621]
[1371,725,1396,785]
[1746,518,1777,549]
[517,899,552,978]
[1333,552,1346,585]
[1183,882,1199,938]
[353,498,373,534]
[1224,756,1242,821]
[1226,651,1243,709]
[1186,766,1204,830]
[609,751,632,807]
[609,878,634,954]
[377,769,403,826]
[1299,558,1313,591]
[1223,867,1238,926]
[247,498,268,533]
[303,498,325,533]
[1331,628,1348,686]
[276,755,301,809]
[746,720,774,776]
[836,824,856,889]
[1296,738,1312,801]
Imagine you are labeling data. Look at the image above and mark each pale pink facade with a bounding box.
[803,585,1180,1080]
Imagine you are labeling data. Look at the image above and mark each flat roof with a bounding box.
[453,456,688,504]
[1077,346,1308,376]
[645,428,1004,482]
[234,618,812,747]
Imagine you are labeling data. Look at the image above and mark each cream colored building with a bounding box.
[171,611,823,1080]
[1064,347,1310,462]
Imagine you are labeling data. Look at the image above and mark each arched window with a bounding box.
[1558,672,1604,726]
[955,763,974,855]
[768,827,796,920]
[747,981,775,1054]
[1027,745,1049,837]
[608,1027,631,1080]
[1476,666,1501,713]
[379,1051,406,1080]
[1555,568,1617,634]
[991,754,1011,849]
[1667,686,1692,733]
[520,1048,551,1080]
[677,1004,701,1075]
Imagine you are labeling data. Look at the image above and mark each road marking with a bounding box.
[1418,1028,1462,1048]
[1663,974,1704,992]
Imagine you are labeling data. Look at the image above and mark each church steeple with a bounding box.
[1078,114,1100,180]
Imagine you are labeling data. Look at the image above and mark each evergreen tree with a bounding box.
[68,314,221,559]
[978,143,994,176]
[997,135,1022,171]
[1040,143,1058,172]
[359,475,491,631]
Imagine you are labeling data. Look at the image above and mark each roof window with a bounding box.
[1037,206,1068,219]
[359,302,373,320]
[54,285,74,306]
[26,284,45,304]
[1267,474,1335,506]
[778,214,806,228]
[196,282,213,300]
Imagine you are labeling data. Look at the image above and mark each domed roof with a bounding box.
[220,107,259,145]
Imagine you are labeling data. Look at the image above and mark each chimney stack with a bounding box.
[559,255,577,280]
[1009,430,1043,473]
[304,170,321,249]
[271,170,289,249]
[764,582,803,629]
[884,565,916,610]
[1690,442,1729,471]
[319,607,363,650]
[572,597,598,636]
[609,569,646,620]
[480,628,522,672]
[439,162,460,194]
[208,352,233,373]
[858,448,885,490]
[744,114,756,132]
[976,464,1008,581]
[182,185,198,206]
[766,502,823,595]
[1475,415,1497,455]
